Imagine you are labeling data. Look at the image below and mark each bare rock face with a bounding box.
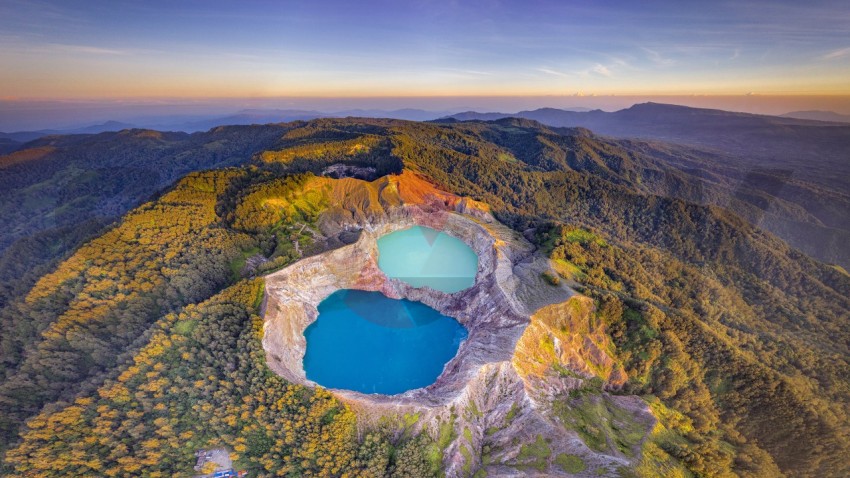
[261,174,653,477]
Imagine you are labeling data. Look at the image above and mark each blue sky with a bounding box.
[0,0,848,98]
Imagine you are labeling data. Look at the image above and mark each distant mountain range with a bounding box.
[0,120,136,144]
[0,107,605,152]
[8,102,832,151]
[781,110,850,123]
[0,108,457,146]
[441,103,850,193]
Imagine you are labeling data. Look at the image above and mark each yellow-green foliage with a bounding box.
[232,174,329,232]
[505,403,520,423]
[514,435,551,472]
[634,442,691,478]
[467,401,482,419]
[259,135,383,164]
[646,397,693,434]
[629,398,700,478]
[0,161,453,475]
[403,412,421,429]
[552,258,584,281]
[546,225,622,291]
[0,166,441,476]
[460,444,473,475]
[541,270,560,286]
[229,246,261,279]
[5,280,435,477]
[0,171,257,445]
[554,453,586,474]
[553,391,646,457]
[423,411,458,476]
[539,335,556,359]
[558,226,607,247]
[437,413,458,451]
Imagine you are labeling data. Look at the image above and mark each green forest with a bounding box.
[0,118,848,477]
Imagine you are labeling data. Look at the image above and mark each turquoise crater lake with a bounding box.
[377,226,479,293]
[303,289,468,394]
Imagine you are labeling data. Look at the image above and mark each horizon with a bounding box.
[2,1,849,116]
[3,94,850,132]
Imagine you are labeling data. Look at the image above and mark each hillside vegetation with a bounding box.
[0,118,848,477]
[446,104,850,269]
[0,125,295,310]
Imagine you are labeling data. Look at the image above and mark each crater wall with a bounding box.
[260,173,648,477]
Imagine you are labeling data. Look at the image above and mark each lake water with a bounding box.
[377,226,479,293]
[303,289,468,394]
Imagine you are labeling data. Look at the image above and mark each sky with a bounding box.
[1,0,849,124]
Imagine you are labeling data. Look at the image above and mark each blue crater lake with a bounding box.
[377,226,479,293]
[303,289,468,394]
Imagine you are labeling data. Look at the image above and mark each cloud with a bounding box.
[0,39,132,58]
[821,47,850,61]
[47,44,127,55]
[437,68,492,80]
[641,47,675,66]
[591,64,611,77]
[538,62,617,80]
[537,67,570,78]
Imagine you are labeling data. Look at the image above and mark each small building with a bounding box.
[194,449,211,471]
[193,448,242,477]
